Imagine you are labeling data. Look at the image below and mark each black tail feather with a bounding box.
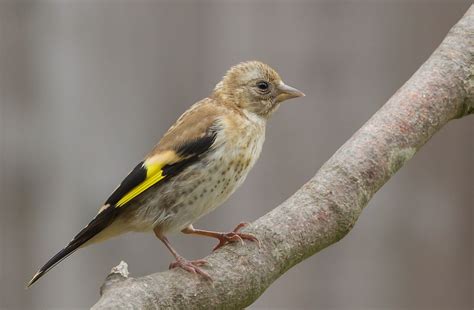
[27,205,117,288]
[27,242,81,288]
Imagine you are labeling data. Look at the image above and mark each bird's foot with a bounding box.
[212,222,259,251]
[169,257,212,280]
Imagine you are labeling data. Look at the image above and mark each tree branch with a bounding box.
[92,6,473,309]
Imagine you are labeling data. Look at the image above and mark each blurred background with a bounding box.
[0,1,472,309]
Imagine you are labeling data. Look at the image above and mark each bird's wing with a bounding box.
[104,98,224,209]
[104,130,218,208]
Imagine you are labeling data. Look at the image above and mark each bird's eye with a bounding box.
[256,81,270,91]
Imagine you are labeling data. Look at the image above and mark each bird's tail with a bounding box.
[26,205,117,288]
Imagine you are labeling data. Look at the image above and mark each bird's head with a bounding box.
[213,61,305,118]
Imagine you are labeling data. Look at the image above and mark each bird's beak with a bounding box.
[276,81,305,103]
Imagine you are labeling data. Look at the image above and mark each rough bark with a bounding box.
[92,6,473,310]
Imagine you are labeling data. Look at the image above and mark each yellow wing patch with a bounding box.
[116,162,165,207]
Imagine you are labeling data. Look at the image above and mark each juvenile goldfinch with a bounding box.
[27,61,304,286]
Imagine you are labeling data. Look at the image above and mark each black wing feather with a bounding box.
[163,129,218,177]
[105,162,147,206]
[176,131,217,157]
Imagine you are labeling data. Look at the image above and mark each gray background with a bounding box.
[0,1,472,309]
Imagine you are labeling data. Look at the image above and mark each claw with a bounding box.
[233,222,249,232]
[212,223,259,251]
[169,258,212,281]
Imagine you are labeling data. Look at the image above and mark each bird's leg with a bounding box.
[182,222,259,251]
[153,227,211,280]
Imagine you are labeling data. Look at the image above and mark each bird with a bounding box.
[27,60,305,287]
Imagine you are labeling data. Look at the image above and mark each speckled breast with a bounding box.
[125,113,266,234]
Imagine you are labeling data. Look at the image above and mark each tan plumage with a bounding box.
[27,61,304,286]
